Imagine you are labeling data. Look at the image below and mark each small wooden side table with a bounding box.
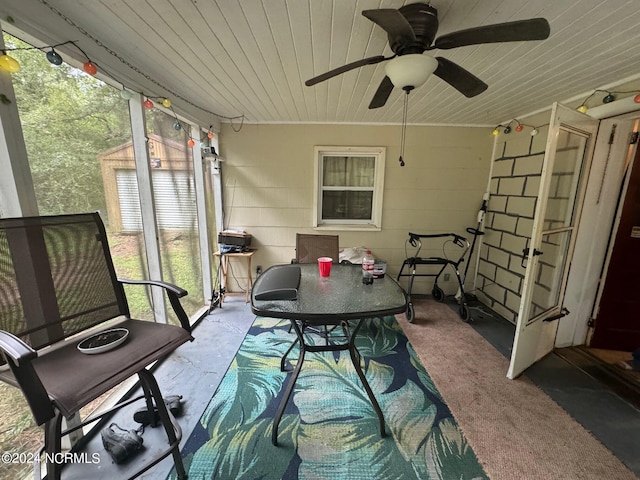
[214,250,255,303]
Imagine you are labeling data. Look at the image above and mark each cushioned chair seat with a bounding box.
[41,320,191,417]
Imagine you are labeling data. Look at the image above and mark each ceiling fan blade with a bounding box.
[433,57,488,98]
[434,18,550,50]
[368,76,394,109]
[305,55,388,86]
[362,8,416,46]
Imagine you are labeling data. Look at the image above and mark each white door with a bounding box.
[508,103,598,379]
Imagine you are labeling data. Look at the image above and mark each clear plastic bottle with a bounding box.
[362,250,375,283]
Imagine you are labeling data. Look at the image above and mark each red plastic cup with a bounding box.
[318,257,332,277]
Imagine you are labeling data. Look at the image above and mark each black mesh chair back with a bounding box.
[0,212,191,479]
[0,213,127,350]
[295,233,339,264]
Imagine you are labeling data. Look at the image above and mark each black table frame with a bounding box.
[251,263,407,446]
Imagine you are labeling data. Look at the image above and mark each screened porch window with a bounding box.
[314,146,385,230]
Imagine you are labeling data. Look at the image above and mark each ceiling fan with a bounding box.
[304,3,551,109]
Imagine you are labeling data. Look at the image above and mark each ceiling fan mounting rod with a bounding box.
[399,89,410,167]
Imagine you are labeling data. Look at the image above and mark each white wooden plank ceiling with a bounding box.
[2,0,640,127]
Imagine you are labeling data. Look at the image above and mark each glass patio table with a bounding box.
[251,262,408,446]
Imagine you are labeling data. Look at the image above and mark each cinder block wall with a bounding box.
[475,112,551,323]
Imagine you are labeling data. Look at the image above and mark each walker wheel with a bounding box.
[459,304,470,322]
[432,285,445,302]
[406,303,415,323]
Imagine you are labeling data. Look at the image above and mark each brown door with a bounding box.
[591,141,640,350]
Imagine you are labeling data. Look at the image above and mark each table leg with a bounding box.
[272,320,306,446]
[280,336,299,372]
[245,256,252,303]
[349,319,386,438]
[272,318,386,446]
[220,255,229,304]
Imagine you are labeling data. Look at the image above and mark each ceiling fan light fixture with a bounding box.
[384,54,438,90]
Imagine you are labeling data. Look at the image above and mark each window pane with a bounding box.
[528,231,571,321]
[144,109,204,322]
[322,191,373,220]
[5,34,155,320]
[323,156,375,187]
[3,32,149,478]
[543,129,587,230]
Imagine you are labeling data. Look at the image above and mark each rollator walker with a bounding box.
[397,232,471,323]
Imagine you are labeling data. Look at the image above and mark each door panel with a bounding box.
[529,230,572,320]
[591,141,640,350]
[508,104,598,379]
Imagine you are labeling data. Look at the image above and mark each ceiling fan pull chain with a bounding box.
[399,90,409,167]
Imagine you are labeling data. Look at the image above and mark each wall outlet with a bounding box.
[444,273,451,281]
[256,265,262,275]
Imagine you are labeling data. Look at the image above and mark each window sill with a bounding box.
[314,224,381,232]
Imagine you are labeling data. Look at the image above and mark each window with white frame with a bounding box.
[314,146,385,229]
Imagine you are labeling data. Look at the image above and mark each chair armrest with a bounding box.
[0,330,37,365]
[118,278,187,297]
[0,331,55,425]
[118,278,191,333]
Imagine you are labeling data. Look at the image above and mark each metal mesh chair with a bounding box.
[0,212,192,479]
[294,233,339,264]
[282,234,341,371]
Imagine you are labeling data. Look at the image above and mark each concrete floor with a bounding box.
[62,296,640,479]
[62,297,255,480]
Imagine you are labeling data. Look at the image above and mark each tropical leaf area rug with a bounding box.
[170,316,488,480]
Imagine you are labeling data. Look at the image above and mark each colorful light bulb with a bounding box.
[46,49,63,65]
[207,131,214,139]
[0,54,21,73]
[120,89,133,100]
[143,99,154,109]
[162,98,171,108]
[187,139,195,147]
[602,93,615,104]
[515,124,524,132]
[531,128,539,136]
[173,121,182,131]
[83,61,97,75]
[577,105,588,114]
[634,93,640,104]
[492,128,500,136]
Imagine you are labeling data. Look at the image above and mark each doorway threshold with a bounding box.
[555,346,640,411]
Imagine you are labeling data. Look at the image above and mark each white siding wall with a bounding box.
[219,123,493,294]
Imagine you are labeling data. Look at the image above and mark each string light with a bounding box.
[3,35,219,151]
[45,49,63,65]
[1,27,244,137]
[36,0,245,131]
[576,88,640,113]
[83,61,97,76]
[491,119,540,136]
[0,52,21,72]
